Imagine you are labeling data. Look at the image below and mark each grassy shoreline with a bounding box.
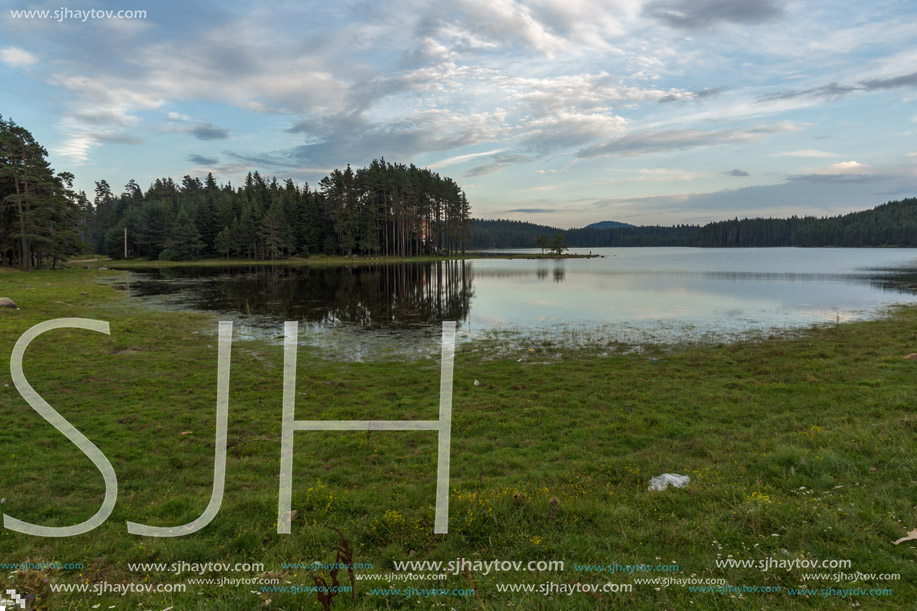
[63,252,601,270]
[1,267,915,609]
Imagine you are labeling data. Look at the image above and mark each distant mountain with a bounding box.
[471,197,917,248]
[585,220,634,229]
[470,218,696,249]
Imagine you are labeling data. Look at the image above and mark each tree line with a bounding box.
[470,219,697,249]
[1,120,473,269]
[694,199,917,246]
[4,117,916,270]
[92,158,472,261]
[472,198,917,249]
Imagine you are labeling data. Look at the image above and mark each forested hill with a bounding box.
[695,198,917,247]
[470,219,697,248]
[472,197,917,248]
[585,220,634,229]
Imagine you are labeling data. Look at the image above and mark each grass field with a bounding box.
[0,265,915,609]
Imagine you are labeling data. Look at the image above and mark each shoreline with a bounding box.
[54,252,601,270]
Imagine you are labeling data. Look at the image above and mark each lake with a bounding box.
[123,248,917,359]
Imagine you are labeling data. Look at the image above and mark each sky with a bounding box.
[1,0,915,227]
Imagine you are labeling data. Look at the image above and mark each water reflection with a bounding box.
[131,261,474,328]
[123,248,917,357]
[533,261,565,282]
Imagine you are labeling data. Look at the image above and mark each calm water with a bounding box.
[123,248,917,358]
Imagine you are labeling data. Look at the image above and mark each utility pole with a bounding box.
[123,226,127,258]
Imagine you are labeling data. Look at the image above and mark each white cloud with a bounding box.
[774,149,839,158]
[0,46,37,68]
[46,74,160,163]
[51,134,94,164]
[428,148,508,169]
[786,160,880,184]
[819,160,871,175]
[577,122,799,158]
[630,168,708,181]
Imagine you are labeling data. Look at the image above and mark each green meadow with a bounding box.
[0,265,915,609]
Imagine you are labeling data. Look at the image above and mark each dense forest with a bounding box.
[472,198,917,249]
[91,159,472,261]
[1,120,472,269]
[471,219,698,248]
[0,117,91,270]
[693,199,917,246]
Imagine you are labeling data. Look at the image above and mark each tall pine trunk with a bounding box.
[13,172,29,272]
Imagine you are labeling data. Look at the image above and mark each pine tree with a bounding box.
[260,202,289,260]
[161,207,204,260]
[214,225,232,258]
[0,117,88,270]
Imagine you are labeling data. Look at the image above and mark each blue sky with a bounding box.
[1,0,915,226]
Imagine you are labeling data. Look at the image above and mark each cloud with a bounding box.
[407,0,642,59]
[788,161,879,183]
[272,64,672,169]
[8,0,912,211]
[221,151,301,169]
[1,46,37,68]
[762,72,917,103]
[760,82,858,102]
[726,169,749,176]
[272,106,509,169]
[445,0,564,55]
[427,148,507,170]
[188,154,219,165]
[861,71,917,91]
[184,122,230,141]
[816,160,872,174]
[658,87,724,103]
[504,208,555,213]
[464,153,531,177]
[644,0,784,30]
[520,111,629,153]
[624,168,707,182]
[70,109,137,127]
[44,73,163,163]
[576,122,798,158]
[94,133,142,145]
[775,149,839,158]
[2,6,683,175]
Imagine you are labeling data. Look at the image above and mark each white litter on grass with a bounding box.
[648,473,690,491]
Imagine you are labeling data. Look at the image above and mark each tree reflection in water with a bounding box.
[131,261,475,329]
